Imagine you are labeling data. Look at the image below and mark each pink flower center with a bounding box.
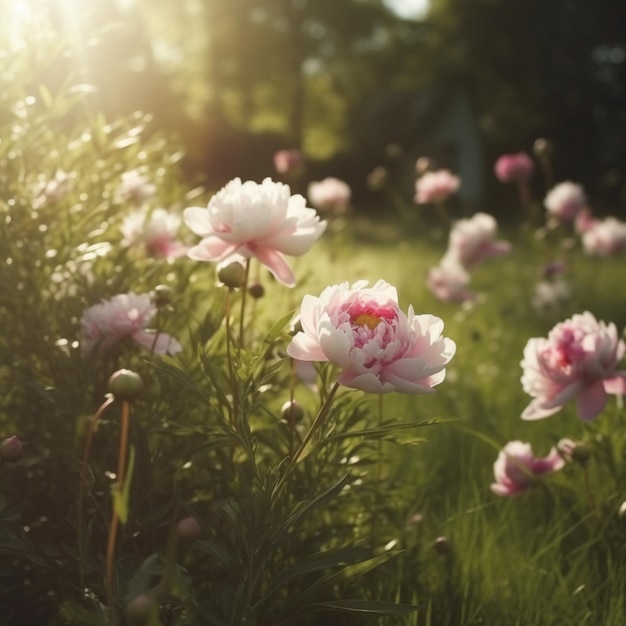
[544,327,585,372]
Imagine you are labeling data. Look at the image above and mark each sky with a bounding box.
[383,0,430,19]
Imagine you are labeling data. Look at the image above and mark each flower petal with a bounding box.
[252,246,296,287]
[132,330,182,355]
[603,373,626,395]
[576,380,607,421]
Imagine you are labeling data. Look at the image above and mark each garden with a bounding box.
[1,1,626,625]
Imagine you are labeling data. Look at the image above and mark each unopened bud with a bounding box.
[248,282,265,299]
[533,138,553,158]
[571,443,591,464]
[0,436,23,462]
[415,157,431,175]
[176,516,201,542]
[217,261,247,289]
[107,369,144,400]
[153,284,175,308]
[558,439,590,464]
[618,501,626,523]
[433,536,450,554]
[281,400,304,424]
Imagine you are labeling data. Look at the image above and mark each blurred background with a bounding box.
[5,0,626,212]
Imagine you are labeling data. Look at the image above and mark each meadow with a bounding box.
[2,9,626,626]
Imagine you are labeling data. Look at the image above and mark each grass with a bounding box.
[285,210,626,626]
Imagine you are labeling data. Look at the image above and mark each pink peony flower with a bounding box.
[494,152,535,184]
[184,177,326,288]
[287,280,456,394]
[80,292,182,356]
[521,312,626,420]
[121,208,188,259]
[491,441,565,496]
[307,177,351,215]
[444,212,511,269]
[273,149,304,175]
[581,217,626,257]
[414,169,460,204]
[427,261,473,304]
[544,181,587,223]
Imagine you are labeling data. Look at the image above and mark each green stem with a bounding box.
[272,381,340,499]
[78,394,115,587]
[105,400,131,626]
[239,258,251,349]
[149,309,162,355]
[225,288,237,426]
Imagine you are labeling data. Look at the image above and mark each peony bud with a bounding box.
[533,138,554,158]
[153,284,175,308]
[557,439,591,465]
[217,262,247,289]
[107,369,144,400]
[248,282,265,299]
[176,516,201,542]
[0,436,23,462]
[570,443,591,465]
[415,157,431,175]
[433,536,450,554]
[281,400,304,424]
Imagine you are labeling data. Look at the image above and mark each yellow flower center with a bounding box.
[353,312,382,329]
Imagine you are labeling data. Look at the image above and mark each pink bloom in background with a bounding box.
[414,169,460,204]
[184,177,326,288]
[521,312,626,421]
[491,441,565,496]
[427,261,473,304]
[287,280,456,394]
[531,279,571,316]
[80,292,182,356]
[307,177,351,215]
[581,217,626,257]
[494,152,535,184]
[574,207,597,234]
[273,149,304,175]
[118,169,157,205]
[121,208,188,259]
[444,212,511,269]
[544,181,587,223]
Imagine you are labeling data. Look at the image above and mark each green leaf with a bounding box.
[269,474,352,549]
[146,357,211,404]
[263,310,295,345]
[112,446,135,524]
[192,539,236,571]
[313,599,418,615]
[263,543,372,600]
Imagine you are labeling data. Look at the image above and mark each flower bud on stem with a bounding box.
[272,381,340,500]
[0,435,23,462]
